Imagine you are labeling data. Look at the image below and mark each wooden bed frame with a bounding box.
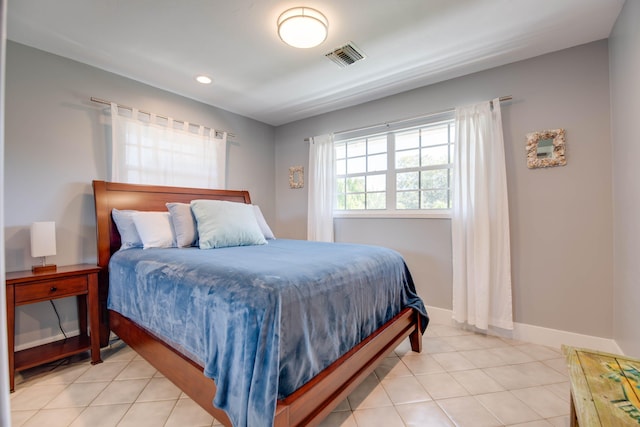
[92,180,424,427]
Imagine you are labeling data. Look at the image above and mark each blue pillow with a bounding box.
[191,200,267,249]
[111,209,143,250]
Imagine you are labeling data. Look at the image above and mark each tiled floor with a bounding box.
[10,320,571,426]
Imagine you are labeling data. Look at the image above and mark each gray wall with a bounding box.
[4,42,275,347]
[275,40,614,338]
[610,0,640,357]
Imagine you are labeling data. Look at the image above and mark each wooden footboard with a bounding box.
[110,307,422,427]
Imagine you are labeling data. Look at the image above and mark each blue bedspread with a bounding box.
[108,239,427,427]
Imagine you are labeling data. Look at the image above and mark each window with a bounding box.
[335,118,455,216]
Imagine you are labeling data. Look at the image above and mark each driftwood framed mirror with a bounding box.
[526,128,566,169]
[289,166,304,189]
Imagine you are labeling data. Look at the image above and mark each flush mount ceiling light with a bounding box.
[195,75,212,84]
[277,7,328,49]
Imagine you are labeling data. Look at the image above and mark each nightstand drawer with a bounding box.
[14,276,88,304]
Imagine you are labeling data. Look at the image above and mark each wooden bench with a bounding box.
[562,345,640,426]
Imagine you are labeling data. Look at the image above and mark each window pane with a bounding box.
[346,176,365,193]
[336,159,346,175]
[421,190,449,209]
[421,124,449,147]
[397,191,419,209]
[366,174,386,192]
[335,194,345,210]
[396,149,420,169]
[421,145,449,166]
[368,153,387,172]
[336,177,345,194]
[347,156,366,174]
[347,140,366,157]
[396,130,419,150]
[335,142,346,160]
[367,192,386,209]
[396,171,419,191]
[368,136,387,154]
[346,193,365,209]
[421,169,449,190]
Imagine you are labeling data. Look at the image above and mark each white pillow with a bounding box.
[111,209,143,250]
[253,205,275,240]
[166,202,198,247]
[132,211,175,249]
[191,200,267,249]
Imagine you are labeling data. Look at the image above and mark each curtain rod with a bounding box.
[90,97,236,139]
[305,95,512,142]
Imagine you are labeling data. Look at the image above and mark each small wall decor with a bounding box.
[526,128,566,169]
[289,166,304,189]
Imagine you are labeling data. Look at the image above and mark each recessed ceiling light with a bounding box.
[196,75,212,84]
[277,7,328,49]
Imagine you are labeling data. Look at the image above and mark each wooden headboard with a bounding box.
[92,180,251,269]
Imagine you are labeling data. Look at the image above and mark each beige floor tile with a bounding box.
[415,372,469,400]
[450,369,505,395]
[547,415,571,426]
[44,381,110,408]
[352,406,405,427]
[10,384,68,411]
[428,324,474,337]
[165,397,214,427]
[400,353,446,375]
[458,349,507,369]
[422,337,457,354]
[90,379,149,406]
[511,386,569,418]
[25,363,90,387]
[542,357,569,376]
[332,398,351,412]
[487,346,536,365]
[117,401,176,427]
[436,396,502,427]
[136,377,182,402]
[115,360,157,380]
[347,374,393,410]
[431,351,476,371]
[475,391,542,425]
[509,420,554,427]
[317,410,358,427]
[99,342,137,363]
[440,335,491,351]
[483,362,567,389]
[10,410,37,427]
[514,344,562,361]
[68,403,130,427]
[21,407,83,427]
[74,361,129,383]
[380,376,432,405]
[543,382,570,402]
[373,356,413,379]
[393,338,414,356]
[395,401,455,426]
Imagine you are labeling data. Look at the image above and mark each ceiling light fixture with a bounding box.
[196,75,212,84]
[277,7,328,49]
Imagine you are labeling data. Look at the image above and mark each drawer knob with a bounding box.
[50,286,57,292]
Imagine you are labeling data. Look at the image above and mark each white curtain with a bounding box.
[307,134,335,242]
[110,103,226,188]
[452,98,513,331]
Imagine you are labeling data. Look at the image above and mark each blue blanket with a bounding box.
[108,239,427,426]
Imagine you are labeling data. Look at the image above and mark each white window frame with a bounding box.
[334,114,454,219]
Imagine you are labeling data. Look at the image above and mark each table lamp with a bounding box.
[31,221,57,273]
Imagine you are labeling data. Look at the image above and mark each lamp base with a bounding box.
[32,264,57,274]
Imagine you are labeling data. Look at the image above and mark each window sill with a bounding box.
[333,210,451,219]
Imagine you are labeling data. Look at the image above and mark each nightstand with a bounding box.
[5,264,103,391]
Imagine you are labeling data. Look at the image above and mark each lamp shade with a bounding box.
[30,221,57,258]
[277,7,328,48]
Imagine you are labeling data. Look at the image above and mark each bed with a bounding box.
[92,180,427,427]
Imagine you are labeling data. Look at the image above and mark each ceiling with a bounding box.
[7,0,624,126]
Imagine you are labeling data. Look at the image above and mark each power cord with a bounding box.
[49,300,68,339]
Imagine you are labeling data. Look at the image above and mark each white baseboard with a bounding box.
[426,305,622,354]
[14,329,80,352]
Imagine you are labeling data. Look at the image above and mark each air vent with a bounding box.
[325,42,365,68]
